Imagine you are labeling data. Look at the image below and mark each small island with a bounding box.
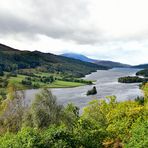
[86,86,97,96]
[118,69,148,84]
[118,76,144,83]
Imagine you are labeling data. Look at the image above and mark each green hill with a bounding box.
[0,43,108,77]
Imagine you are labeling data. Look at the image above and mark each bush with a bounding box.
[0,127,42,148]
[9,71,17,77]
[0,67,4,76]
[125,121,148,148]
[135,96,145,105]
[16,127,42,148]
[0,78,8,88]
[0,84,147,147]
[24,89,63,128]
[0,84,26,133]
[21,77,32,86]
[40,76,54,83]
[41,126,77,148]
[0,133,19,148]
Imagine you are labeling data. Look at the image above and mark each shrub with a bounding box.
[135,96,145,105]
[125,121,148,148]
[24,89,63,128]
[0,67,4,76]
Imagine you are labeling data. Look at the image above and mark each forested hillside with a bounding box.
[0,43,108,78]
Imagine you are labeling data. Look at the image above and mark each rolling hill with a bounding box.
[95,60,130,68]
[0,43,108,77]
[61,53,130,68]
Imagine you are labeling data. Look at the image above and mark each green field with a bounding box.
[8,74,85,89]
[50,80,85,88]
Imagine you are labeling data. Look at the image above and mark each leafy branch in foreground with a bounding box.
[24,88,63,128]
[0,84,148,147]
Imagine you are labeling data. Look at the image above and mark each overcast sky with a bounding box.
[0,0,148,65]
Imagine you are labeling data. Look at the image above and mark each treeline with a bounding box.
[22,76,54,87]
[0,84,147,147]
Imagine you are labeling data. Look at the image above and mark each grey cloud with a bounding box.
[0,13,31,34]
[0,0,101,44]
[0,0,148,45]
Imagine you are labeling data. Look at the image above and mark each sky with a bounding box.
[0,0,148,65]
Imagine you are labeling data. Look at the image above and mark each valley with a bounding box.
[0,1,148,146]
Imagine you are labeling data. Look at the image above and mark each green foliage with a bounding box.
[0,85,26,133]
[0,133,19,148]
[0,77,8,88]
[0,89,6,102]
[74,118,106,148]
[0,127,42,148]
[0,66,4,76]
[41,125,77,148]
[125,121,148,148]
[22,77,32,86]
[24,89,63,128]
[135,96,145,105]
[62,103,79,129]
[82,95,148,146]
[40,76,54,83]
[16,127,42,148]
[0,84,148,147]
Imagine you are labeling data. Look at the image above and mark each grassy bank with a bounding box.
[7,74,86,89]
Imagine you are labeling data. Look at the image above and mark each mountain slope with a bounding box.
[0,44,108,77]
[95,60,130,68]
[61,53,130,68]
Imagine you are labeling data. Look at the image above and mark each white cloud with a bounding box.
[0,0,148,65]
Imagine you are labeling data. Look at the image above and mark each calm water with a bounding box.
[25,68,143,110]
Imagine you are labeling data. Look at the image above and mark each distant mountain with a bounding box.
[132,64,148,69]
[61,53,96,63]
[0,43,108,77]
[61,53,130,68]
